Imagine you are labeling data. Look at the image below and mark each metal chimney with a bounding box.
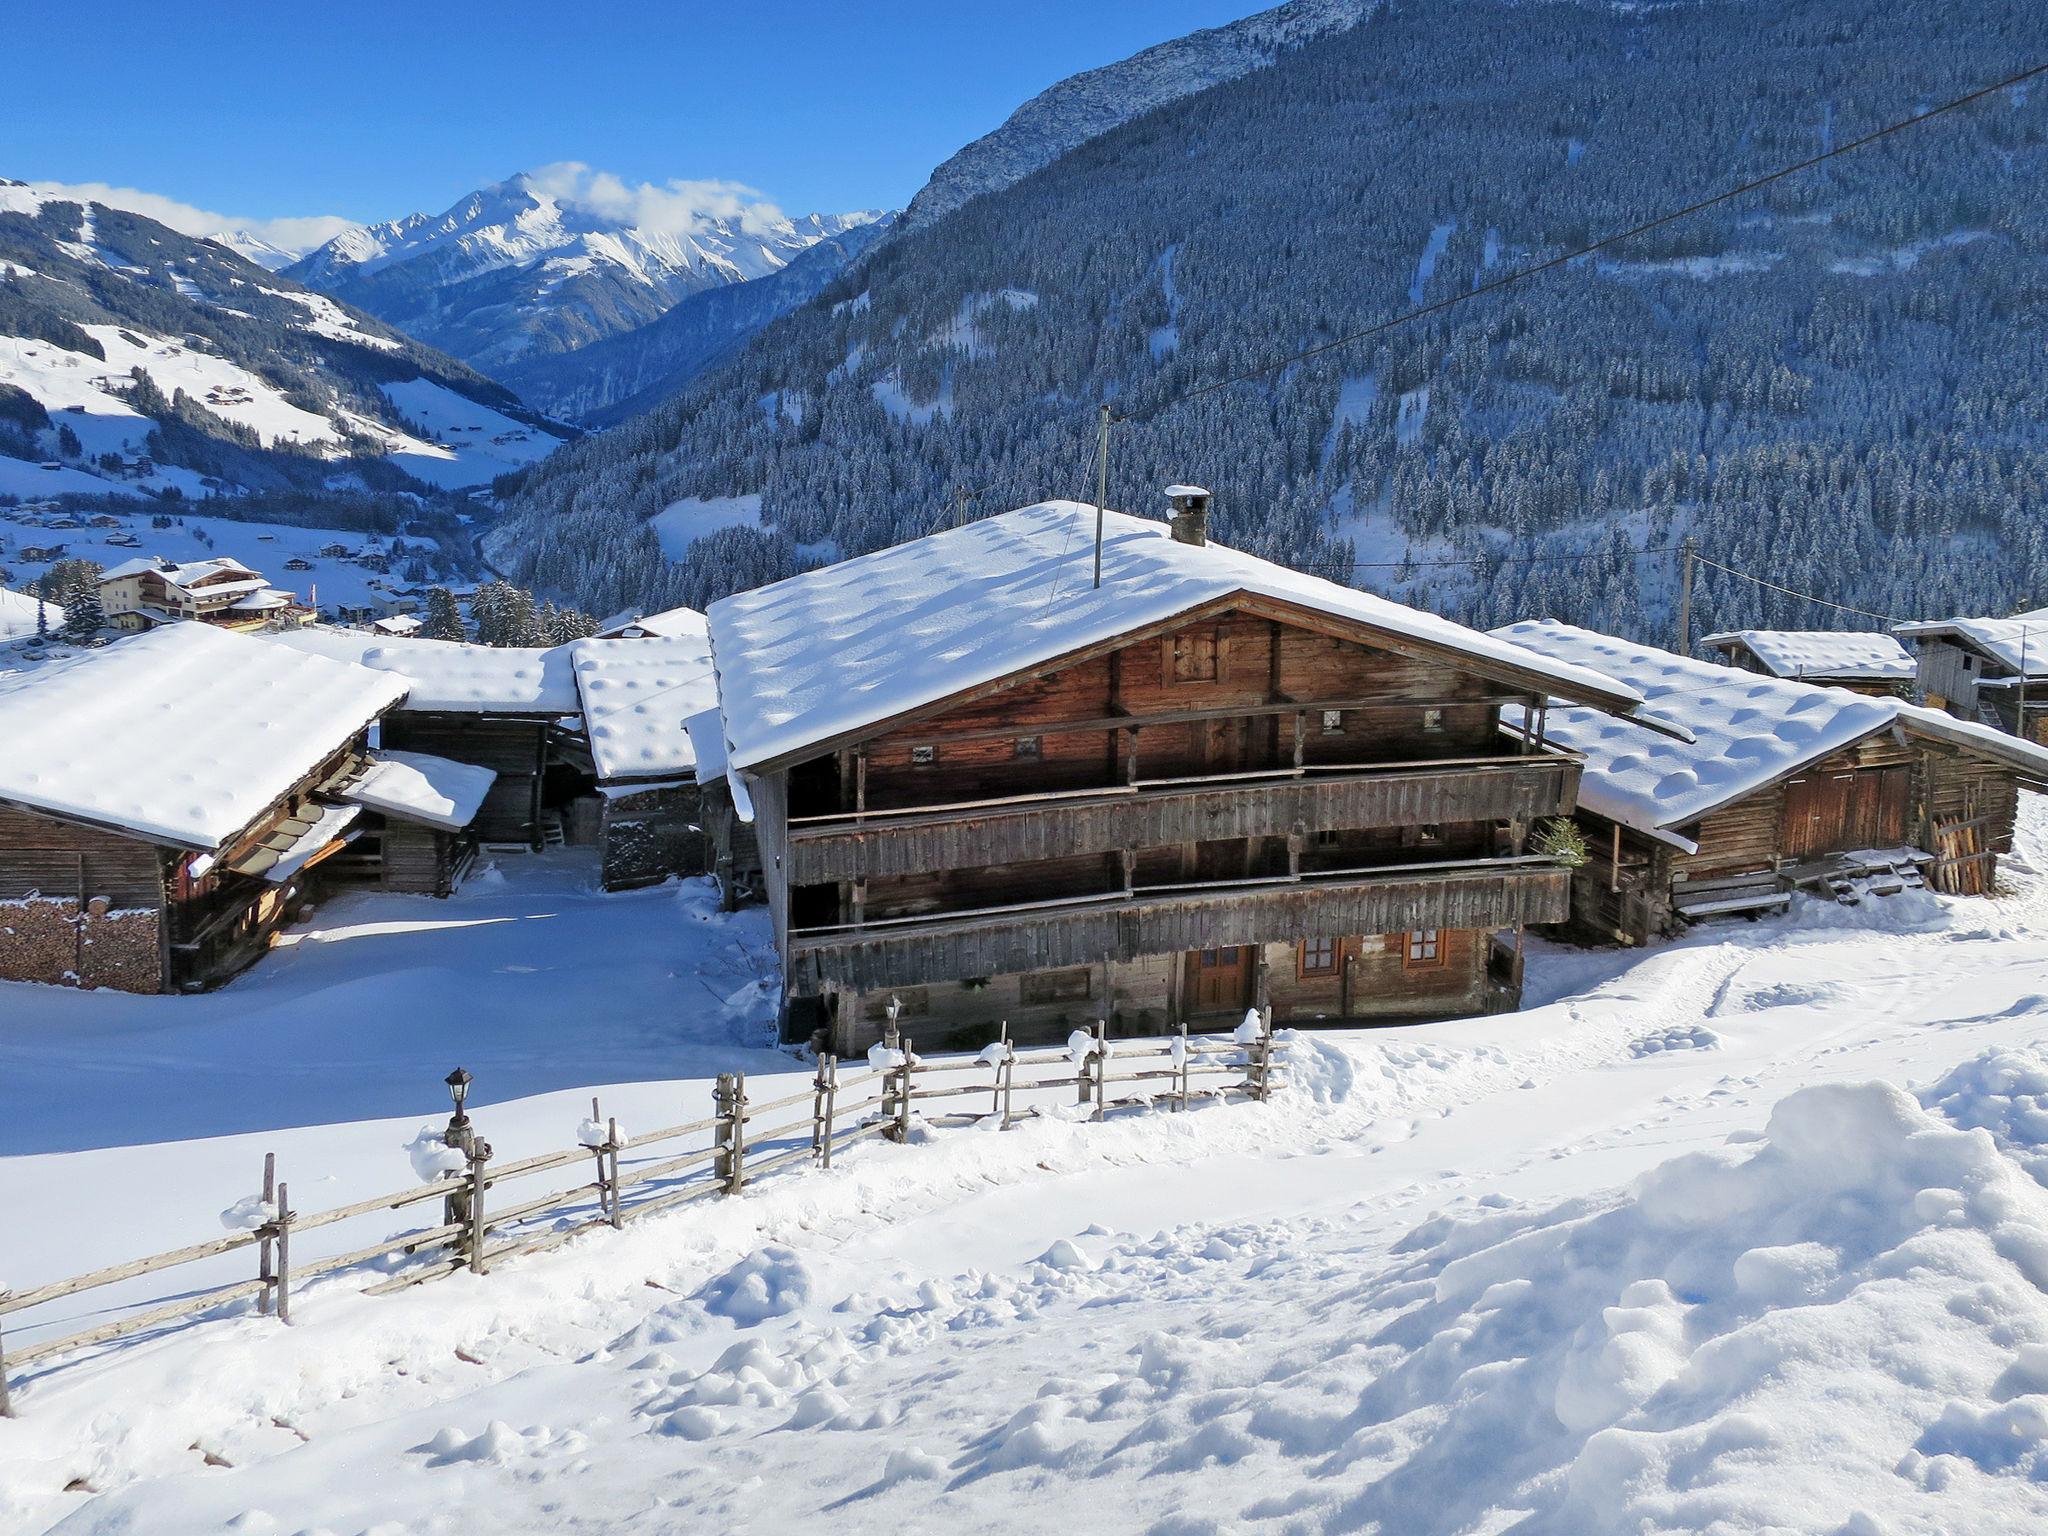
[1164,484,1212,547]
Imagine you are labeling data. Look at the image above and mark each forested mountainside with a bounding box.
[500,216,896,424]
[288,173,882,384]
[0,182,568,498]
[900,0,1372,230]
[490,0,2048,642]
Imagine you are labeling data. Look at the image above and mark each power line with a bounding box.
[1690,552,1901,624]
[1118,61,2045,424]
[1314,541,1679,577]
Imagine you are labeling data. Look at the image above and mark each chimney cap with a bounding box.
[1163,483,1211,501]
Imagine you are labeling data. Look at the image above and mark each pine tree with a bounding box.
[60,570,105,643]
[420,586,466,641]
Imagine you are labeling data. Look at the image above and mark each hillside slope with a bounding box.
[0,181,569,498]
[488,0,2048,639]
[288,173,882,380]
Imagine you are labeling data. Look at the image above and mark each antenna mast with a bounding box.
[1093,405,1110,590]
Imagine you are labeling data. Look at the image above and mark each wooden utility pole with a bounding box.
[1092,404,1111,590]
[1675,536,1697,656]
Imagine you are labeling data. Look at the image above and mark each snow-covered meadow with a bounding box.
[8,812,2048,1532]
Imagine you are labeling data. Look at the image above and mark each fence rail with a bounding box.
[0,1015,1287,1416]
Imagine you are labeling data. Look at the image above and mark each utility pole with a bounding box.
[952,483,969,530]
[1093,404,1111,591]
[1674,536,1697,656]
[2019,626,2031,741]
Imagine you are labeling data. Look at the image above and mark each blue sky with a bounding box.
[6,1,1262,240]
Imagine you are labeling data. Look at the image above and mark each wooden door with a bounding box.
[1201,716,1247,776]
[1848,766,1910,847]
[1186,946,1253,1015]
[1781,772,1855,858]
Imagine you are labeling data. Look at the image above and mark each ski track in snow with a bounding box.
[8,814,2048,1531]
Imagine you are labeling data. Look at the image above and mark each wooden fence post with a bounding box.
[257,1151,276,1317]
[274,1183,292,1324]
[1176,1021,1190,1112]
[730,1073,749,1193]
[606,1117,623,1229]
[894,1042,915,1143]
[587,1096,610,1225]
[817,1055,838,1169]
[714,1074,735,1187]
[0,1305,13,1418]
[1256,1010,1276,1102]
[1092,1018,1109,1120]
[991,1022,1009,1118]
[465,1145,489,1275]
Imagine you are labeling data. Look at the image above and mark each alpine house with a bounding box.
[701,493,1649,1055]
[1493,620,2048,942]
[1699,629,1916,695]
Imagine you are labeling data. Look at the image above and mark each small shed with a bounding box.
[1700,629,1914,695]
[333,751,497,896]
[1895,611,2048,740]
[570,634,718,889]
[1494,620,2048,943]
[0,626,408,992]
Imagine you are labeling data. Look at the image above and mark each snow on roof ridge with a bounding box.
[263,626,579,714]
[0,625,407,849]
[706,501,1644,772]
[1893,614,2048,678]
[1698,628,1915,681]
[568,633,718,783]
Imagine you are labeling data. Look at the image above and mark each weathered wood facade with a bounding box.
[1907,632,2048,743]
[598,784,707,891]
[0,735,374,993]
[744,597,1592,1055]
[380,713,552,847]
[1568,724,2032,945]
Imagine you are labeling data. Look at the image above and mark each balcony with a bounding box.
[786,854,1572,993]
[786,755,1580,886]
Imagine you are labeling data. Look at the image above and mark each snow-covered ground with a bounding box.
[373,379,564,489]
[8,810,2048,1532]
[647,493,765,561]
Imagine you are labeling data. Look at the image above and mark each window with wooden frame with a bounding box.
[1315,828,1342,849]
[1320,708,1345,734]
[909,744,936,766]
[1021,967,1094,1005]
[1168,626,1220,684]
[1404,929,1443,968]
[1014,735,1042,759]
[1299,935,1338,977]
[1420,707,1445,732]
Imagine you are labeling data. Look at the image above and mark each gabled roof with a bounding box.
[264,626,579,714]
[342,750,496,831]
[0,625,407,850]
[594,604,710,642]
[1893,615,2048,678]
[1494,619,2048,835]
[569,634,718,783]
[1700,629,1915,682]
[706,501,1645,773]
[100,556,260,588]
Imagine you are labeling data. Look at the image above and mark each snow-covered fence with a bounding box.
[0,1015,1285,1415]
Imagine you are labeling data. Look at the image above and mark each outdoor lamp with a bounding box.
[446,1067,472,1122]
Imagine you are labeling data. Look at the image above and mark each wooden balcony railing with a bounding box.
[786,755,1579,885]
[786,855,1572,993]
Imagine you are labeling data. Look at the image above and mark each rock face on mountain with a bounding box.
[0,179,567,497]
[900,0,1374,229]
[288,173,882,377]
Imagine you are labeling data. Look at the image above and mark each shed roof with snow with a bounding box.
[594,604,710,642]
[265,627,579,715]
[1893,615,2048,680]
[341,750,496,831]
[1700,629,1915,683]
[569,634,718,784]
[0,624,408,849]
[705,501,1646,773]
[1493,619,2048,836]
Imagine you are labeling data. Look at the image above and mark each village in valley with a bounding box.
[6,3,2048,1533]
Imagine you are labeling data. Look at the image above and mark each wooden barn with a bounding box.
[328,751,497,896]
[268,628,585,848]
[1699,629,1915,696]
[703,494,1654,1056]
[569,633,719,889]
[0,625,408,993]
[1895,611,2048,741]
[1491,621,2048,944]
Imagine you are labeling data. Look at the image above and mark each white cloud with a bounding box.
[24,180,359,256]
[523,162,793,239]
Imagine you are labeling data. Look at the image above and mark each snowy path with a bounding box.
[8,823,2048,1531]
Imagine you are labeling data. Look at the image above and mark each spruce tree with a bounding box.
[420,587,466,641]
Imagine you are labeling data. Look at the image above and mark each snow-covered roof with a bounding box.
[0,585,58,640]
[682,707,728,785]
[343,750,496,831]
[1700,629,1915,682]
[1893,616,2048,679]
[230,589,295,613]
[264,626,579,714]
[1494,620,2048,835]
[0,625,407,850]
[706,501,1644,772]
[570,634,718,783]
[594,604,710,642]
[370,613,422,635]
[100,555,260,588]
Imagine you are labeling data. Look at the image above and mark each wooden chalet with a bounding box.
[1699,629,1915,696]
[1492,621,2048,944]
[702,495,1653,1056]
[98,556,312,633]
[268,628,584,848]
[1895,611,2048,742]
[0,626,409,993]
[569,632,718,889]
